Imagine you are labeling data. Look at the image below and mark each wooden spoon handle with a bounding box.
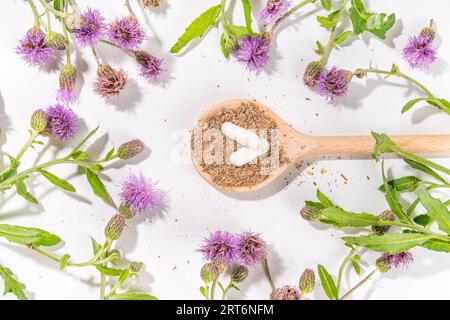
[306,135,450,156]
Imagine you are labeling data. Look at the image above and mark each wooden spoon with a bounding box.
[192,99,450,192]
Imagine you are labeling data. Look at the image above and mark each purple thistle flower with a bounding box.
[73,8,106,47]
[259,0,292,25]
[270,286,301,300]
[199,231,239,264]
[107,16,145,50]
[318,67,353,100]
[382,251,414,269]
[237,231,267,267]
[232,36,271,71]
[119,172,162,214]
[402,35,437,70]
[16,27,56,66]
[134,51,165,81]
[44,104,78,140]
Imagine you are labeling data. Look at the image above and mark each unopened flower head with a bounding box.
[130,261,144,273]
[73,8,106,46]
[119,172,162,214]
[134,51,165,81]
[93,64,128,98]
[237,231,267,267]
[108,249,121,265]
[16,27,56,65]
[319,67,353,100]
[46,31,66,50]
[104,214,126,240]
[118,139,145,160]
[300,206,322,221]
[270,285,301,300]
[44,104,78,140]
[303,61,323,88]
[30,109,48,133]
[200,263,219,284]
[199,231,239,264]
[65,13,83,30]
[259,0,292,25]
[299,268,315,297]
[142,0,161,8]
[232,36,270,71]
[230,265,249,283]
[108,16,145,50]
[57,64,77,104]
[372,210,396,235]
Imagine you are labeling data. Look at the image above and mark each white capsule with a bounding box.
[229,148,260,167]
[221,122,262,150]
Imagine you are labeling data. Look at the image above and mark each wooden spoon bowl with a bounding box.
[191,99,450,193]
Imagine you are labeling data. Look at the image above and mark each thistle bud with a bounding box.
[30,109,48,133]
[230,265,249,283]
[104,214,125,241]
[108,249,121,265]
[300,206,322,221]
[420,20,436,44]
[299,268,315,298]
[119,203,135,219]
[59,64,77,91]
[142,0,161,8]
[46,31,67,50]
[372,210,396,235]
[65,13,83,30]
[303,61,323,88]
[200,263,219,284]
[376,256,391,273]
[118,139,145,160]
[212,261,228,274]
[130,261,144,273]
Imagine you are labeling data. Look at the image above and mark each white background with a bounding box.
[1,0,450,300]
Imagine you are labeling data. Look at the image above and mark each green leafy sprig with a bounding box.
[314,0,396,66]
[354,64,450,115]
[303,133,450,299]
[170,0,259,58]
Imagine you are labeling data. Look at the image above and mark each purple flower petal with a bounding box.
[232,36,270,71]
[402,35,437,70]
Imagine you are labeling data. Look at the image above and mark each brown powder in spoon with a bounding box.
[191,101,289,188]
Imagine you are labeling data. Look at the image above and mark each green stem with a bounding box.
[62,23,71,64]
[336,247,356,295]
[340,269,377,300]
[220,0,228,27]
[38,0,67,18]
[99,241,112,300]
[210,278,218,300]
[15,132,39,163]
[263,257,276,292]
[27,0,41,27]
[30,240,110,268]
[271,0,316,33]
[221,280,234,300]
[379,220,450,242]
[0,156,114,191]
[319,0,350,65]
[356,68,436,99]
[67,0,80,13]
